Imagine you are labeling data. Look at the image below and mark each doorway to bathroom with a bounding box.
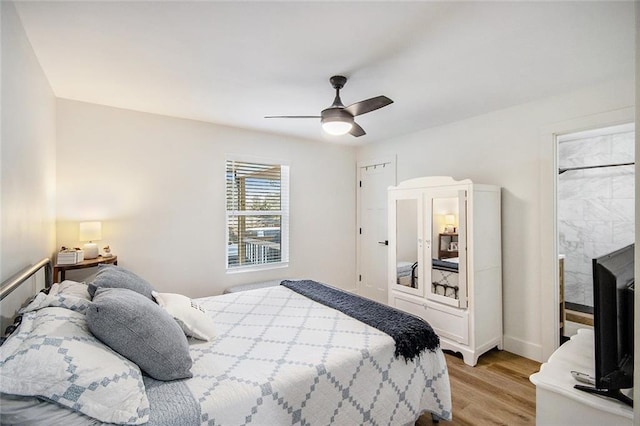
[557,123,635,337]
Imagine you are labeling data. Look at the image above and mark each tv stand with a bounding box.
[530,329,633,425]
[574,385,634,408]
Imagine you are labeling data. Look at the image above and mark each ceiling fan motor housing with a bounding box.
[321,107,354,125]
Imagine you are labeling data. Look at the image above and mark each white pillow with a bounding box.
[0,307,149,424]
[152,291,216,341]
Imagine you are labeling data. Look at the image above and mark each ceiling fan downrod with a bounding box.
[329,75,347,108]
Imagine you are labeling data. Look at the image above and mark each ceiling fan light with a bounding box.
[322,120,352,136]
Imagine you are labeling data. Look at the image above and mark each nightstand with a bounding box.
[437,233,459,259]
[53,255,118,283]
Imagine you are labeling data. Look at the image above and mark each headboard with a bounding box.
[0,258,52,337]
[0,258,52,301]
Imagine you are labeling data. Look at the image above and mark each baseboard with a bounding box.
[503,335,543,362]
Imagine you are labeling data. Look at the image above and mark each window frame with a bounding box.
[225,156,289,273]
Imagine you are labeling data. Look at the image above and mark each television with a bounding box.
[575,243,634,407]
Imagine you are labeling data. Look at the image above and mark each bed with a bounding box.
[431,258,460,300]
[396,261,418,288]
[0,259,452,425]
[397,258,460,301]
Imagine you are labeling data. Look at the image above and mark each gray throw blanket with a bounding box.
[280,280,439,361]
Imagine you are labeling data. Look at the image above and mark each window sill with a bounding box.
[226,262,289,274]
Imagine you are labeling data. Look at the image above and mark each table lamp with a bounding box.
[445,214,456,232]
[79,221,102,259]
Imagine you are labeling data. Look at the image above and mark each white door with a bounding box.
[357,158,395,304]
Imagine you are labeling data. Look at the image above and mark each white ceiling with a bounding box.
[14,1,636,145]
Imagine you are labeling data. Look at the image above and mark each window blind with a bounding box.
[226,160,289,269]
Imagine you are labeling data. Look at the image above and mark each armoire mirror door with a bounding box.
[425,190,468,308]
[391,194,423,297]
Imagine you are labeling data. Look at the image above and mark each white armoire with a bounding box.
[388,176,502,366]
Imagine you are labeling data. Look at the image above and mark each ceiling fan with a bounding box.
[265,75,393,137]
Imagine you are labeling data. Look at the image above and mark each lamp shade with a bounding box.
[445,214,455,226]
[79,221,102,242]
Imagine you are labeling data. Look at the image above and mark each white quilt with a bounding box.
[189,285,452,425]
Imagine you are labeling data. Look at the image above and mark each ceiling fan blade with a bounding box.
[264,115,320,119]
[350,122,366,137]
[345,96,393,117]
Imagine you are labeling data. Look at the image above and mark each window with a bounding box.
[226,159,289,270]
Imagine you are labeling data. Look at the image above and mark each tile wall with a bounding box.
[558,129,635,308]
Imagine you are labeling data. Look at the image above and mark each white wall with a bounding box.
[357,78,635,362]
[55,100,357,297]
[0,1,57,327]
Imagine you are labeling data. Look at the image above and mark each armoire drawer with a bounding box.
[392,294,469,345]
[393,295,427,318]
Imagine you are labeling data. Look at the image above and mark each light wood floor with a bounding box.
[417,349,541,426]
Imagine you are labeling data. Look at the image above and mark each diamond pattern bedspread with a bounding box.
[189,286,452,425]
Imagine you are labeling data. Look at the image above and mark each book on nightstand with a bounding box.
[57,249,84,265]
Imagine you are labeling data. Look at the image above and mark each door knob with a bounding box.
[378,240,389,246]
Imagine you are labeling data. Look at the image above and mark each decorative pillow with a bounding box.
[152,291,216,341]
[19,292,91,315]
[88,265,155,300]
[87,288,193,381]
[50,280,91,300]
[0,307,149,425]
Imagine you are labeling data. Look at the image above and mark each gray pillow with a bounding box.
[87,287,193,381]
[88,265,155,300]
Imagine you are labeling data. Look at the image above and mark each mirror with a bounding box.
[432,197,459,260]
[429,195,466,307]
[395,198,418,290]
